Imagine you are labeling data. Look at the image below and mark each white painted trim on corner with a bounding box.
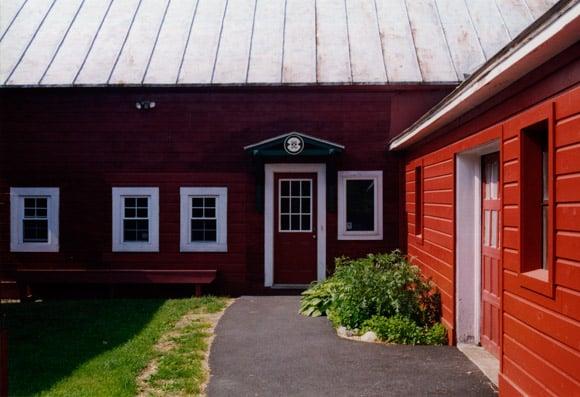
[179,187,228,252]
[112,187,159,252]
[10,187,60,252]
[337,171,383,240]
[455,140,499,345]
[264,163,326,287]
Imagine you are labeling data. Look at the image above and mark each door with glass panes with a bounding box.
[481,153,501,358]
[273,173,317,284]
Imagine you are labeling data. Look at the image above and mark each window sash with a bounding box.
[337,171,383,240]
[10,188,59,252]
[180,187,228,252]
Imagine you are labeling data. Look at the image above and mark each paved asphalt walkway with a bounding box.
[207,296,496,397]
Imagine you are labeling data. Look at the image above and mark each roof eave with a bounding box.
[388,0,580,151]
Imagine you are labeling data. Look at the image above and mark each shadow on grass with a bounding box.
[2,299,164,396]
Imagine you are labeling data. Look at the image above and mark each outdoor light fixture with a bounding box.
[135,100,156,110]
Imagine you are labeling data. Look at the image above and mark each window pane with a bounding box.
[204,197,216,208]
[36,198,47,209]
[346,179,375,231]
[301,181,311,196]
[491,210,498,248]
[192,197,204,207]
[191,230,204,241]
[281,198,289,213]
[301,198,310,214]
[24,198,36,209]
[125,197,136,207]
[23,219,48,242]
[136,198,148,207]
[191,219,204,230]
[205,208,216,218]
[125,208,136,218]
[301,215,311,230]
[192,208,203,218]
[205,230,217,242]
[290,181,300,196]
[281,215,290,230]
[291,198,300,212]
[281,181,290,196]
[36,208,47,217]
[24,208,35,217]
[136,208,148,218]
[484,210,491,247]
[291,215,300,230]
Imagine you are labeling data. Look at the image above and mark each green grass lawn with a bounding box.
[2,297,227,397]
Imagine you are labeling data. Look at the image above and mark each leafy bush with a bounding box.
[361,315,448,345]
[299,279,335,317]
[326,251,440,329]
[300,250,445,345]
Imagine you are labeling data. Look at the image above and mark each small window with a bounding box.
[521,120,549,272]
[180,187,227,252]
[10,187,59,252]
[279,179,312,232]
[338,171,383,240]
[415,166,423,236]
[112,187,159,252]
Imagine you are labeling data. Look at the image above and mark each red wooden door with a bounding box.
[274,173,317,284]
[481,153,501,358]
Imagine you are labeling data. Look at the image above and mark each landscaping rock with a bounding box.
[337,326,348,338]
[360,331,378,343]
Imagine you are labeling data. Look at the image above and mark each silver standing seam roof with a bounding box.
[0,0,559,87]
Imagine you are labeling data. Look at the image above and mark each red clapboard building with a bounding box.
[389,2,579,395]
[0,0,578,394]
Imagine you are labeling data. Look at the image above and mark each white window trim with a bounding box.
[337,171,383,240]
[180,187,227,252]
[10,187,60,252]
[112,187,159,252]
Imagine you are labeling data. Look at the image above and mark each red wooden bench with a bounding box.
[15,269,217,298]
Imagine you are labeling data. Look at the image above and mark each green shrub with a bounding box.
[326,251,440,329]
[299,279,335,317]
[362,315,448,345]
[422,322,448,345]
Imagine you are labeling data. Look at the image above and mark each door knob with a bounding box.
[313,235,317,239]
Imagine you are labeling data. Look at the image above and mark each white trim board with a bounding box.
[455,140,499,345]
[112,187,159,252]
[179,187,228,252]
[337,170,383,240]
[10,187,60,252]
[264,163,326,287]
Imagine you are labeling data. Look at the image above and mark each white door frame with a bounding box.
[264,163,326,287]
[455,140,499,344]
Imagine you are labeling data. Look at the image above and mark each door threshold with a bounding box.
[457,343,499,387]
[270,284,310,289]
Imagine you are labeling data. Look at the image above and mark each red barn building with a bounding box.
[390,1,579,395]
[0,0,578,394]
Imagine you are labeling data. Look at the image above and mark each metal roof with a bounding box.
[388,0,579,150]
[0,0,558,87]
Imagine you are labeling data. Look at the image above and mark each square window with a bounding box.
[180,188,228,252]
[338,171,383,240]
[112,188,159,252]
[11,188,59,252]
